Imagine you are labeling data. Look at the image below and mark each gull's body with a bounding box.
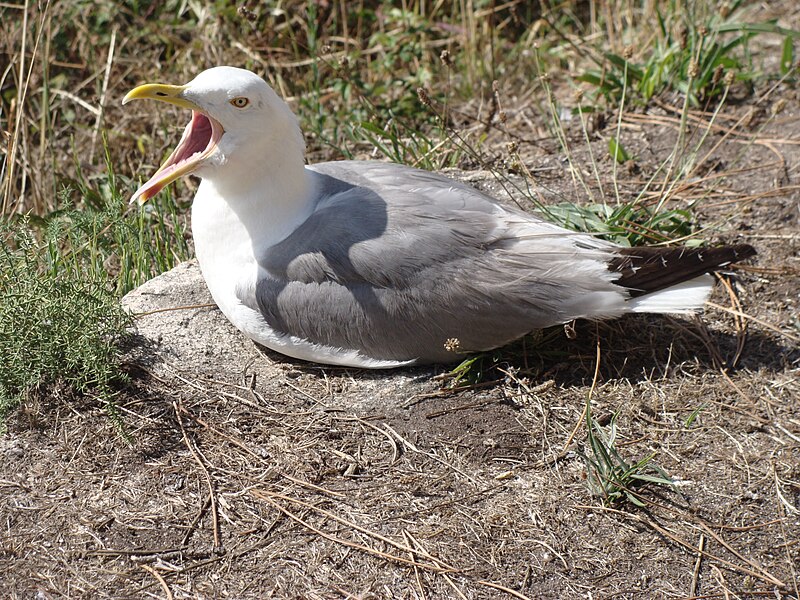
[124,67,754,368]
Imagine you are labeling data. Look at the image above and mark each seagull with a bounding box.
[123,66,755,368]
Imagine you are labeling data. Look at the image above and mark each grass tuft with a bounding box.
[580,400,674,508]
[0,219,130,426]
[0,141,191,428]
[577,0,799,107]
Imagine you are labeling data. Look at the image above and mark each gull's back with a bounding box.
[249,161,637,364]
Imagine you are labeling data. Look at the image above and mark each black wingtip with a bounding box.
[609,243,756,297]
[728,243,757,262]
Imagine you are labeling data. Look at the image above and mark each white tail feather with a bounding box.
[627,274,713,314]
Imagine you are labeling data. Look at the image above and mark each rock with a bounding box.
[121,260,262,377]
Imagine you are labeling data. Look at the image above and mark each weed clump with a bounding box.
[577,1,797,107]
[0,220,130,427]
[581,400,674,507]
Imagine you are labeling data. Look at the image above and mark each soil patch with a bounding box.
[1,96,798,599]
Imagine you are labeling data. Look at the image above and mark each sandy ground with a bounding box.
[1,91,798,598]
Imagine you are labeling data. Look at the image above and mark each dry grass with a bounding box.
[1,0,799,598]
[1,0,532,213]
[2,318,798,597]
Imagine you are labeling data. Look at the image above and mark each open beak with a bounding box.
[123,83,223,205]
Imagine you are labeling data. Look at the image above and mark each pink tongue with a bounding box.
[131,112,213,203]
[173,112,212,162]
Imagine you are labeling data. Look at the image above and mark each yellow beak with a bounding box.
[123,83,223,205]
[122,83,193,109]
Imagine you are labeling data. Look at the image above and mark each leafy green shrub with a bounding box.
[0,148,190,427]
[0,221,130,425]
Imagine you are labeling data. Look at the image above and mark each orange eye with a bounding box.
[230,97,250,108]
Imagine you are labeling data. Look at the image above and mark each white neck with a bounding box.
[201,164,313,249]
[190,156,314,330]
[189,102,316,328]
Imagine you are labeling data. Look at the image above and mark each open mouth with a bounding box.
[130,111,223,205]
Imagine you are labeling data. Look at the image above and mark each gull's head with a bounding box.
[123,66,303,205]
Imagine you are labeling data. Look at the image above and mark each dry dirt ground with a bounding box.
[1,90,799,598]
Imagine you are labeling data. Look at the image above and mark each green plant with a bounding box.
[537,202,698,247]
[447,352,502,387]
[62,142,192,295]
[578,1,800,106]
[353,113,462,170]
[0,141,191,426]
[580,400,674,507]
[0,220,130,426]
[684,403,708,428]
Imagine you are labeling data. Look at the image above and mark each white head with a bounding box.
[123,66,305,204]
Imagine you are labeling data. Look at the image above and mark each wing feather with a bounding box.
[249,162,626,362]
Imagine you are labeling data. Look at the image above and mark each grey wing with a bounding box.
[250,161,627,363]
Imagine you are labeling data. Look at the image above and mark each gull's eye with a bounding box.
[230,97,250,108]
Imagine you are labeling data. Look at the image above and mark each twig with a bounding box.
[382,423,478,483]
[772,462,800,517]
[529,539,568,570]
[3,0,52,214]
[575,504,786,587]
[424,398,499,419]
[403,530,470,599]
[717,369,761,419]
[626,108,800,146]
[716,519,786,532]
[173,401,223,553]
[687,315,724,370]
[176,402,264,460]
[181,495,211,548]
[403,531,427,600]
[139,564,174,600]
[440,573,469,600]
[719,276,747,367]
[278,472,347,498]
[339,415,402,465]
[705,301,800,344]
[131,303,216,317]
[49,88,101,116]
[773,464,800,600]
[87,547,188,557]
[253,490,457,571]
[666,519,784,587]
[690,533,705,597]
[90,26,116,160]
[253,491,455,573]
[562,329,601,452]
[710,564,732,600]
[478,580,534,600]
